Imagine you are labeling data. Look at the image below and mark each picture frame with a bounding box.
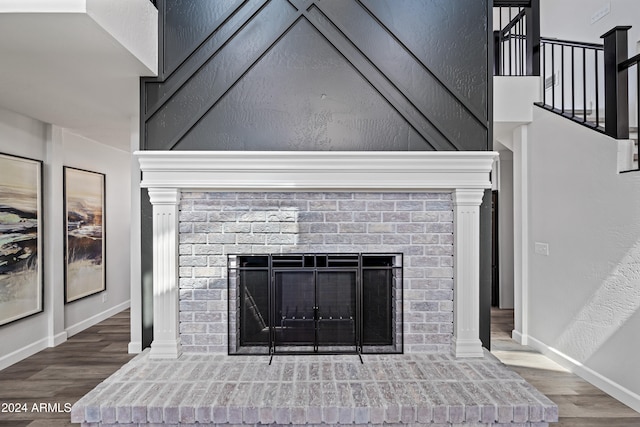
[64,167,106,303]
[0,152,44,326]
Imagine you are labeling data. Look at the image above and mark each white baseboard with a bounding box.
[48,331,68,347]
[511,329,525,345]
[65,300,130,337]
[526,334,640,413]
[0,337,48,371]
[128,341,142,354]
[0,301,131,371]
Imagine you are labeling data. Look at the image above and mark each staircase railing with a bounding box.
[495,2,639,169]
[536,37,605,133]
[494,0,540,76]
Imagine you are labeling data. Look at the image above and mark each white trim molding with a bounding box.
[526,334,640,413]
[136,150,498,359]
[66,300,131,338]
[136,151,496,191]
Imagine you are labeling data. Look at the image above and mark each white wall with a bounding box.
[0,108,50,367]
[0,108,131,370]
[541,0,640,52]
[526,107,640,411]
[62,130,131,335]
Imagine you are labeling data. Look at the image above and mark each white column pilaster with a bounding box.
[45,125,67,347]
[148,187,181,359]
[128,114,143,354]
[452,188,485,358]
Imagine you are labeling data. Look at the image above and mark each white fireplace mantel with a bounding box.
[136,150,498,359]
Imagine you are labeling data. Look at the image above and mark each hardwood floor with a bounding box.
[1,308,639,426]
[0,310,134,427]
[491,308,640,426]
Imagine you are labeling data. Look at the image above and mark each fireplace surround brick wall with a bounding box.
[178,191,455,354]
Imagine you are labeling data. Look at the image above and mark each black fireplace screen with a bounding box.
[228,253,402,355]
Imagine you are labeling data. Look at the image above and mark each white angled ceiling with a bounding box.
[0,0,157,150]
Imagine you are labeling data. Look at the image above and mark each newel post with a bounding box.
[148,187,182,359]
[525,0,541,76]
[452,188,485,358]
[494,30,502,76]
[602,26,631,139]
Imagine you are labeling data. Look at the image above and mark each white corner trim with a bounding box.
[526,334,640,413]
[128,341,142,354]
[48,331,68,348]
[511,329,526,345]
[135,151,498,191]
[0,337,49,371]
[65,300,131,338]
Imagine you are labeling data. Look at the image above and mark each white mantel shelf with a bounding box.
[135,151,497,191]
[136,150,498,360]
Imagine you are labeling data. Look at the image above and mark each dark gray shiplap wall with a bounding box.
[142,0,490,152]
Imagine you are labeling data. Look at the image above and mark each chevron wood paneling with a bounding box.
[142,0,490,152]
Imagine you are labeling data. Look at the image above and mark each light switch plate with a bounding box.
[535,242,549,256]
[591,2,611,24]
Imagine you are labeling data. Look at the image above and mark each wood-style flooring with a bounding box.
[0,308,638,426]
[491,308,640,427]
[0,310,134,426]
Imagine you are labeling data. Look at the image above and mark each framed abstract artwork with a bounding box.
[64,167,106,303]
[0,153,43,326]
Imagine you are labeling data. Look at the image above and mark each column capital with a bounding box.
[147,187,180,205]
[452,188,485,206]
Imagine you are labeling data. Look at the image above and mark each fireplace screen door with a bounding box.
[229,253,402,356]
[274,269,357,352]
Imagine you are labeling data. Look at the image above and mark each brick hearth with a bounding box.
[71,351,557,426]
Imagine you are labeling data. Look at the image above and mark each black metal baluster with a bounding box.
[500,8,504,75]
[561,46,565,113]
[596,50,600,129]
[543,42,547,105]
[521,9,525,75]
[523,11,528,75]
[583,47,588,123]
[572,46,576,119]
[551,44,555,109]
[509,8,513,75]
[518,13,523,75]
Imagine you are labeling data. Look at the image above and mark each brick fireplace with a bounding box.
[69,149,559,426]
[137,151,497,360]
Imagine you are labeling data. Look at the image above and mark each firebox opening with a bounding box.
[228,253,403,356]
